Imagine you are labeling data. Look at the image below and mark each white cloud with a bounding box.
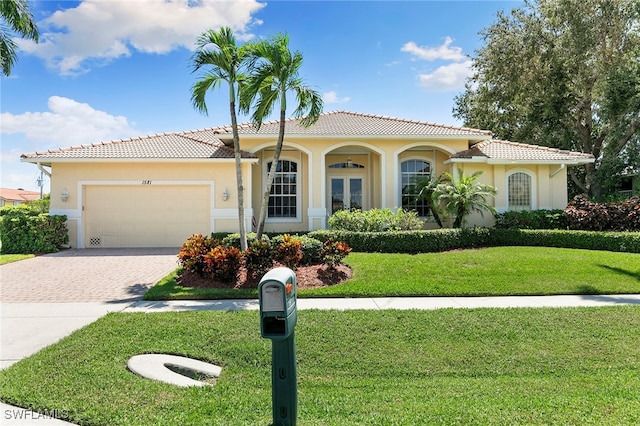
[401,37,466,62]
[18,0,265,75]
[417,60,473,92]
[1,96,139,146]
[323,91,350,104]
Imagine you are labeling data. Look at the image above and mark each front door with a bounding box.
[330,177,364,214]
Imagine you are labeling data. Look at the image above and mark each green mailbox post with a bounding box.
[258,267,298,426]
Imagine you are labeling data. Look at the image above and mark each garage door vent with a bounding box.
[89,237,102,247]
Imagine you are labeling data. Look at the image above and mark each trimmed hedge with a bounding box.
[0,207,69,254]
[494,209,567,229]
[308,228,640,254]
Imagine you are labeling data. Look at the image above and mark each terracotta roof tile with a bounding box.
[206,110,493,137]
[21,133,256,160]
[0,188,41,202]
[451,140,595,162]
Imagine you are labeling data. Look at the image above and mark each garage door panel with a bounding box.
[85,185,211,248]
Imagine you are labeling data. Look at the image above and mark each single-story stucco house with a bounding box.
[21,111,594,248]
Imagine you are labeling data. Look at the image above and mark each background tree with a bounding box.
[191,27,252,251]
[1,0,39,76]
[435,169,497,228]
[240,33,323,241]
[453,0,640,200]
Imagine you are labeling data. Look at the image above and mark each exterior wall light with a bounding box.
[61,189,69,202]
[222,189,229,201]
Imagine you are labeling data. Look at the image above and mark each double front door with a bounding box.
[330,177,364,214]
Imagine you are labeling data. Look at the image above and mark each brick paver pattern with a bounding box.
[0,248,179,303]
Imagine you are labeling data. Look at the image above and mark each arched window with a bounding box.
[400,159,431,216]
[508,172,532,211]
[267,160,299,219]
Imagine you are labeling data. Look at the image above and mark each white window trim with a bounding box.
[506,169,536,211]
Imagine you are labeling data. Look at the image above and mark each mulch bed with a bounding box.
[176,264,352,291]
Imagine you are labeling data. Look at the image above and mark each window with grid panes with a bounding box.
[400,159,431,216]
[267,160,298,218]
[508,172,531,211]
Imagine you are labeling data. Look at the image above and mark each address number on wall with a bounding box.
[142,180,152,185]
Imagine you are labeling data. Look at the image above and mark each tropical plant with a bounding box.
[435,169,497,228]
[408,176,444,227]
[240,33,323,241]
[1,0,39,76]
[190,27,252,251]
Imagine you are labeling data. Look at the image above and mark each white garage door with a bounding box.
[84,185,211,248]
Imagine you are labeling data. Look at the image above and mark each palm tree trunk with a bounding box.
[256,108,287,241]
[229,97,247,251]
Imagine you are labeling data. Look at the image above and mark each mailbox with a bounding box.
[258,267,297,340]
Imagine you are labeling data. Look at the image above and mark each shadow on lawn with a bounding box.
[596,264,640,282]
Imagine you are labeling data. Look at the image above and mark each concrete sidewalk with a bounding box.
[2,293,640,425]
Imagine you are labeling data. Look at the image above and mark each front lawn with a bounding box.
[0,254,35,265]
[145,246,640,300]
[1,308,639,425]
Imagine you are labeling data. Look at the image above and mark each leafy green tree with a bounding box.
[0,0,39,76]
[240,33,323,241]
[453,0,640,200]
[435,169,497,228]
[190,27,253,250]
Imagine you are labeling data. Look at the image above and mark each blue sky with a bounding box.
[1,0,520,192]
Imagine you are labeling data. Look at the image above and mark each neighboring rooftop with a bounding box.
[450,140,595,164]
[0,188,41,203]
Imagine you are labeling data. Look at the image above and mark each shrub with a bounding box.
[177,234,219,275]
[222,232,269,248]
[203,245,242,283]
[298,235,323,265]
[328,208,424,232]
[563,195,640,232]
[0,206,68,254]
[244,239,274,279]
[321,239,352,269]
[273,234,303,269]
[494,209,567,229]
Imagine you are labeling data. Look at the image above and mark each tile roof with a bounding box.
[206,110,493,137]
[450,140,595,163]
[21,133,256,160]
[0,187,41,202]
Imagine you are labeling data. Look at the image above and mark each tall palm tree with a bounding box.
[1,0,39,76]
[190,27,252,250]
[240,33,323,241]
[435,169,497,228]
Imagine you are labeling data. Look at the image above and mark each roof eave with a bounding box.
[445,158,595,165]
[21,157,259,164]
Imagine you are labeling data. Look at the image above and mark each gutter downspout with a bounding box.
[37,162,52,178]
[550,164,565,178]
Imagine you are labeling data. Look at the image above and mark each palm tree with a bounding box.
[412,176,444,228]
[190,27,252,250]
[435,169,497,228]
[1,0,39,76]
[240,33,323,241]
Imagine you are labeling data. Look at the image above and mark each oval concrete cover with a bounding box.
[127,354,221,387]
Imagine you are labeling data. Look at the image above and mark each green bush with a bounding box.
[328,208,424,232]
[494,209,567,229]
[0,206,68,254]
[489,229,640,253]
[221,232,269,248]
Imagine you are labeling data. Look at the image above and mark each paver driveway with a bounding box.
[0,248,180,303]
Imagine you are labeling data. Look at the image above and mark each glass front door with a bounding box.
[330,177,363,214]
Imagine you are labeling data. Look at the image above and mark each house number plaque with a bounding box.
[142,180,152,185]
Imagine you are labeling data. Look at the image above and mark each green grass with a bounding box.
[145,247,640,300]
[1,307,640,425]
[0,254,35,265]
